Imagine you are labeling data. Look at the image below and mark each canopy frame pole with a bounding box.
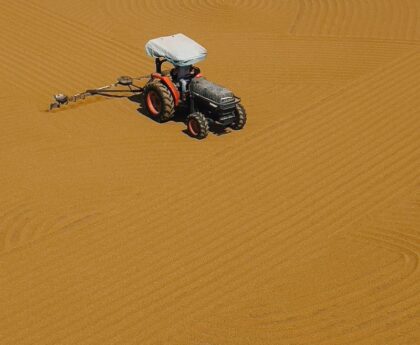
[155,58,167,74]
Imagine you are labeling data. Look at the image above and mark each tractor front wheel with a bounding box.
[144,82,175,122]
[186,112,209,139]
[230,103,247,130]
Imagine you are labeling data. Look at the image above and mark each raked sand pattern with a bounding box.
[0,0,419,344]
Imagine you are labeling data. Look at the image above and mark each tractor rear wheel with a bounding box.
[186,112,209,139]
[144,81,175,122]
[231,103,247,130]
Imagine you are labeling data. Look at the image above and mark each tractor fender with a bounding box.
[151,73,180,106]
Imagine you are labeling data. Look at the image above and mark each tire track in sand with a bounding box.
[291,0,420,41]
[2,47,419,344]
[54,49,420,342]
[1,1,420,344]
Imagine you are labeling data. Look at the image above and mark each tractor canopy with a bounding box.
[145,33,207,67]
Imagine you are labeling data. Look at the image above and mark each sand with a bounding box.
[0,0,419,344]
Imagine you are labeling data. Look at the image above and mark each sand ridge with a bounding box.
[0,0,419,344]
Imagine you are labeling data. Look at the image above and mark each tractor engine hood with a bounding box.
[189,77,236,106]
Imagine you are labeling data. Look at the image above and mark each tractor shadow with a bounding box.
[128,94,231,137]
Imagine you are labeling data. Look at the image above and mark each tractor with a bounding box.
[49,34,246,139]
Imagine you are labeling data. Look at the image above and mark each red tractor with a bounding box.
[50,34,246,139]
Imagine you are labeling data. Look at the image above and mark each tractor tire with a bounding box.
[144,81,175,122]
[231,103,247,130]
[186,112,209,139]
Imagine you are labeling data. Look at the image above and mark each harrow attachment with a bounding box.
[49,75,149,110]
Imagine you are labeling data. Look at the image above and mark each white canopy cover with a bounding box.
[145,33,207,67]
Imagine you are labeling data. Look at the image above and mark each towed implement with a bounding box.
[49,33,247,139]
[50,76,147,109]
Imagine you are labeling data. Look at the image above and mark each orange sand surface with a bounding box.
[0,1,419,344]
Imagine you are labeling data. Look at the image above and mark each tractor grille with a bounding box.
[218,111,235,125]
